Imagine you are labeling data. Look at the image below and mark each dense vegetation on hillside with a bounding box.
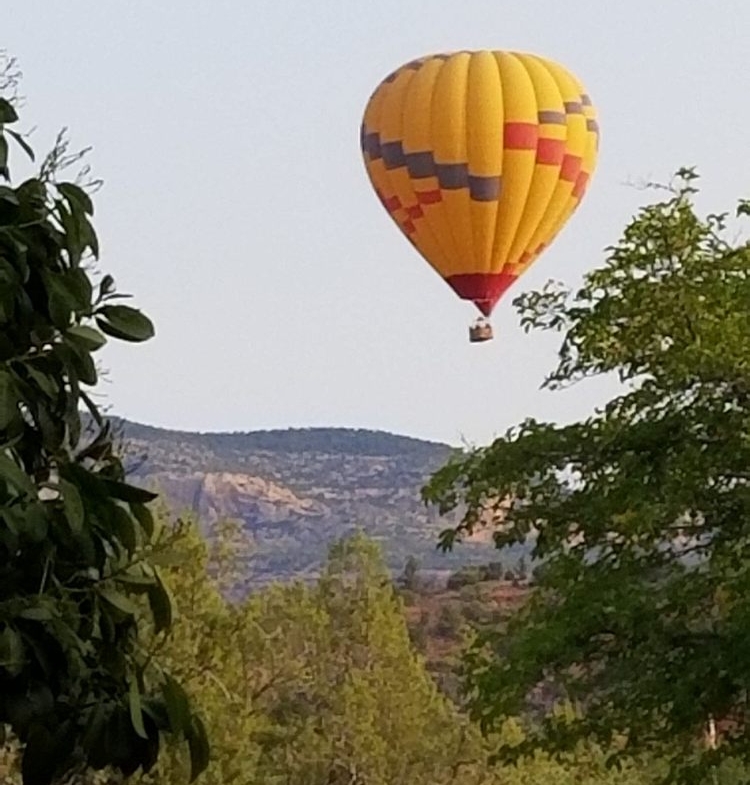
[115,418,510,587]
[117,419,452,460]
[1,520,662,785]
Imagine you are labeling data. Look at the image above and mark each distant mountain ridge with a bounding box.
[118,419,450,458]
[116,418,505,587]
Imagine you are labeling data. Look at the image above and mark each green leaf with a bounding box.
[19,632,54,682]
[101,478,158,504]
[101,709,135,772]
[55,199,82,266]
[99,274,115,298]
[130,501,154,538]
[0,184,19,205]
[73,421,112,463]
[60,479,85,534]
[187,714,210,782]
[0,369,20,429]
[162,674,191,737]
[0,135,8,180]
[99,588,139,618]
[96,305,155,342]
[0,624,25,676]
[60,462,101,496]
[37,403,65,452]
[44,271,76,329]
[139,724,160,774]
[15,177,45,209]
[17,502,49,543]
[67,324,107,352]
[141,697,169,730]
[24,366,59,399]
[18,606,54,622]
[57,182,94,216]
[0,98,18,123]
[21,724,56,785]
[7,129,34,161]
[64,392,82,447]
[80,217,99,258]
[128,675,148,740]
[81,703,108,758]
[61,341,98,386]
[64,268,93,309]
[116,564,156,588]
[0,453,34,494]
[111,503,137,552]
[148,568,173,633]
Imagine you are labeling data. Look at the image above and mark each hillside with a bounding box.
[117,419,520,586]
[402,576,531,700]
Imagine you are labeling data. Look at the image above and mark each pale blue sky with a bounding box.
[5,1,749,444]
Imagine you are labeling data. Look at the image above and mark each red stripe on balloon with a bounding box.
[572,171,589,199]
[560,154,582,183]
[416,189,442,205]
[504,122,538,150]
[383,195,402,212]
[445,272,518,316]
[536,138,566,166]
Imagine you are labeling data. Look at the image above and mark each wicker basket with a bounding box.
[469,320,493,343]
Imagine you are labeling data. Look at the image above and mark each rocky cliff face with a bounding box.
[120,419,500,586]
[146,471,327,525]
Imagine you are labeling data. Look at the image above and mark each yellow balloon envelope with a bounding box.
[360,50,599,332]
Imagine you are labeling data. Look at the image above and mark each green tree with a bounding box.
[0,64,207,784]
[447,566,484,591]
[400,554,420,591]
[135,516,263,785]
[251,531,476,785]
[423,170,750,784]
[65,520,661,785]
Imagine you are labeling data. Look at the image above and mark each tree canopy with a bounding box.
[423,169,750,784]
[0,62,207,785]
[89,520,656,785]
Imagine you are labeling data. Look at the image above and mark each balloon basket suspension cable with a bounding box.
[469,316,493,343]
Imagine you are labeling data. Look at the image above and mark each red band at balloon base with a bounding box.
[445,272,518,316]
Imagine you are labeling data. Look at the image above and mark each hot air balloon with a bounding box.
[360,50,599,342]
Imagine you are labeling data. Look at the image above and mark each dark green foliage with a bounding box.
[119,419,453,459]
[435,603,464,640]
[400,554,421,590]
[423,170,750,784]
[446,566,485,591]
[446,562,509,590]
[0,85,207,782]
